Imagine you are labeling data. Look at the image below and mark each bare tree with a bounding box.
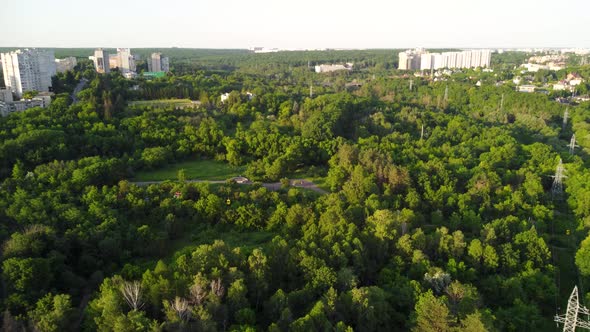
[210,278,225,298]
[189,283,208,306]
[170,297,191,322]
[120,280,144,311]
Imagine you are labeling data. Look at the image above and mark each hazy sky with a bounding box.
[1,0,588,49]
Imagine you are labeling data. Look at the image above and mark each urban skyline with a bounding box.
[1,0,589,49]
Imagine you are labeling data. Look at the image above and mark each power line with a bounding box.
[569,134,580,155]
[551,158,567,198]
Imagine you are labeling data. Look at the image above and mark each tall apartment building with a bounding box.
[116,48,136,74]
[399,49,492,71]
[55,57,77,73]
[1,49,56,98]
[93,48,110,73]
[147,53,170,72]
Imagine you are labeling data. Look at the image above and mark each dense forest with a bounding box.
[1,49,590,331]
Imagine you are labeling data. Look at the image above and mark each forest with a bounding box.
[1,49,590,331]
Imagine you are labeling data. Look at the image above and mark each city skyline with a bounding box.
[1,0,589,49]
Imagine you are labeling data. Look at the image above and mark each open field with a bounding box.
[133,159,246,181]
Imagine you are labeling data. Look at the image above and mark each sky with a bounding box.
[1,0,588,49]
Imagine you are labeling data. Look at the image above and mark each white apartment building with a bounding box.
[116,48,136,74]
[1,49,56,98]
[55,57,77,73]
[147,53,170,72]
[314,63,353,73]
[399,49,492,71]
[93,48,110,73]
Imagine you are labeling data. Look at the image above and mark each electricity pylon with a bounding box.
[555,286,590,331]
[551,158,566,197]
[569,134,580,155]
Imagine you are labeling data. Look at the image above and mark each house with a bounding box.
[518,85,536,93]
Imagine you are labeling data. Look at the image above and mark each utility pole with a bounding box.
[444,85,449,102]
[409,79,413,91]
[563,108,569,131]
[500,93,504,111]
[555,286,590,331]
[420,124,424,140]
[569,134,579,155]
[309,82,313,98]
[551,158,567,197]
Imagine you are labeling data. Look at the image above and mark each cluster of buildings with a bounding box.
[398,48,492,71]
[314,63,353,73]
[0,48,62,116]
[90,48,137,78]
[90,48,169,78]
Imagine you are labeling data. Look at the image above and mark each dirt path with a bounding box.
[131,178,328,194]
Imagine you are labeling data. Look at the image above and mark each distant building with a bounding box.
[116,48,136,74]
[399,48,491,71]
[518,85,536,93]
[315,63,353,73]
[55,57,77,73]
[147,53,170,72]
[93,49,110,73]
[0,92,52,117]
[1,49,56,98]
[220,92,230,103]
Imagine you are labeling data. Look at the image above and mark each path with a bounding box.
[131,177,328,194]
[71,78,88,104]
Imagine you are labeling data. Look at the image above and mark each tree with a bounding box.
[120,280,144,311]
[577,233,590,276]
[29,293,74,332]
[412,290,451,332]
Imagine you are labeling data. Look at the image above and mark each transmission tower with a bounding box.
[563,108,569,130]
[409,79,413,91]
[500,93,504,111]
[551,158,567,196]
[555,286,590,331]
[569,134,580,155]
[444,85,449,102]
[309,82,313,98]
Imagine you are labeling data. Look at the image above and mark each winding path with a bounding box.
[131,178,328,194]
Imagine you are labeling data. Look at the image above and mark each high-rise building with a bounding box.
[55,57,77,73]
[147,53,170,72]
[1,49,56,98]
[404,49,492,71]
[116,48,135,74]
[93,48,110,73]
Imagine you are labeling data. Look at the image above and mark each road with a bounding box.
[131,178,328,194]
[71,78,88,103]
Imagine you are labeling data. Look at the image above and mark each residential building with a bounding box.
[0,92,52,117]
[518,85,536,93]
[55,57,77,73]
[1,49,56,98]
[0,88,13,102]
[93,49,110,73]
[147,53,170,72]
[116,48,136,74]
[401,49,491,71]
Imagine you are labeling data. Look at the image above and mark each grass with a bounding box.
[132,223,275,271]
[134,159,246,182]
[128,99,195,108]
[287,166,331,192]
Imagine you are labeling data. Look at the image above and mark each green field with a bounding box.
[128,99,196,108]
[133,159,246,181]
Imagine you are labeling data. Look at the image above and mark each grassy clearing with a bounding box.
[288,166,330,192]
[134,159,246,181]
[128,99,195,108]
[133,223,275,271]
